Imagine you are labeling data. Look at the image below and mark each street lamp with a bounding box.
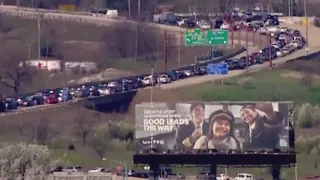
[28,41,36,59]
[112,159,128,180]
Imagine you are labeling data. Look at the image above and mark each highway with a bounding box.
[0,5,316,117]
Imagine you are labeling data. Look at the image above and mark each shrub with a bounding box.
[294,103,319,128]
[295,136,320,154]
[300,73,314,89]
[237,76,253,89]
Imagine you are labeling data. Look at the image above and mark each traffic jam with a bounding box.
[0,11,305,114]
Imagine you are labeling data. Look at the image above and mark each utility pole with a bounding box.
[134,0,140,68]
[304,0,309,56]
[127,0,131,19]
[231,16,234,48]
[288,0,291,16]
[269,32,272,69]
[37,11,41,60]
[178,32,182,67]
[245,30,248,69]
[164,31,168,71]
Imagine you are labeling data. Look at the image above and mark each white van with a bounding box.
[234,173,254,180]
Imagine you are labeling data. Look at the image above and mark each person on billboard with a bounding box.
[174,102,209,151]
[193,109,239,150]
[240,103,285,149]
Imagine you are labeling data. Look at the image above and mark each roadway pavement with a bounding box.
[159,23,319,89]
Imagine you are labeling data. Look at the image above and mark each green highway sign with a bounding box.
[207,30,229,45]
[185,28,205,46]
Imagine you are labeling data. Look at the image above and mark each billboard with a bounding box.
[135,101,293,153]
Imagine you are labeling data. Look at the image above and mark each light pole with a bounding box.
[28,41,36,59]
[304,0,309,56]
[112,160,128,180]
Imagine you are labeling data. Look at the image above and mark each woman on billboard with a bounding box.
[193,109,239,150]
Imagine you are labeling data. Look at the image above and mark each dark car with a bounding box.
[121,80,133,92]
[21,96,34,107]
[182,20,196,28]
[196,172,215,179]
[175,71,188,79]
[50,166,63,173]
[194,66,207,75]
[4,98,18,110]
[32,95,45,105]
[0,100,6,113]
[232,60,246,69]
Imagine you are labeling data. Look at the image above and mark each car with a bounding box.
[234,173,254,180]
[46,94,58,104]
[196,172,215,179]
[232,60,246,69]
[177,19,188,26]
[167,172,186,179]
[50,166,63,173]
[4,98,18,110]
[62,166,82,173]
[182,69,194,77]
[217,173,229,180]
[220,23,230,29]
[0,100,6,113]
[142,76,156,86]
[88,167,106,173]
[98,87,110,95]
[174,71,187,79]
[21,96,35,107]
[158,74,171,84]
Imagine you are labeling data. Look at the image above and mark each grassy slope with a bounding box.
[181,69,320,104]
[0,67,318,179]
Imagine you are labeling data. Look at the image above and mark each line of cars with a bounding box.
[0,23,304,115]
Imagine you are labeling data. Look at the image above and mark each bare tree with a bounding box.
[73,115,94,145]
[0,48,34,94]
[88,124,111,159]
[33,117,57,145]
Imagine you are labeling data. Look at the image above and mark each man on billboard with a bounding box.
[174,103,209,151]
[193,109,239,149]
[240,103,285,149]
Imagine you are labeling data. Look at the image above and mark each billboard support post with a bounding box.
[210,164,217,178]
[295,163,298,180]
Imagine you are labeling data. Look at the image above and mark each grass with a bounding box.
[181,69,320,105]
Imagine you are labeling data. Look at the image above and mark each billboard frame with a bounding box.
[134,101,295,180]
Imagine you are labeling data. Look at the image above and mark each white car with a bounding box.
[276,50,285,57]
[280,27,288,33]
[177,19,187,26]
[142,76,155,86]
[267,26,280,33]
[183,70,194,77]
[220,23,230,29]
[88,168,105,173]
[258,27,268,34]
[217,173,229,180]
[98,88,110,95]
[199,22,211,30]
[234,173,254,180]
[107,81,116,87]
[158,74,171,84]
[62,166,82,173]
[278,34,286,40]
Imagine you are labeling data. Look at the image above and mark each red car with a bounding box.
[46,95,58,104]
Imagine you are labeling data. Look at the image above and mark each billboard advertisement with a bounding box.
[135,101,293,153]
